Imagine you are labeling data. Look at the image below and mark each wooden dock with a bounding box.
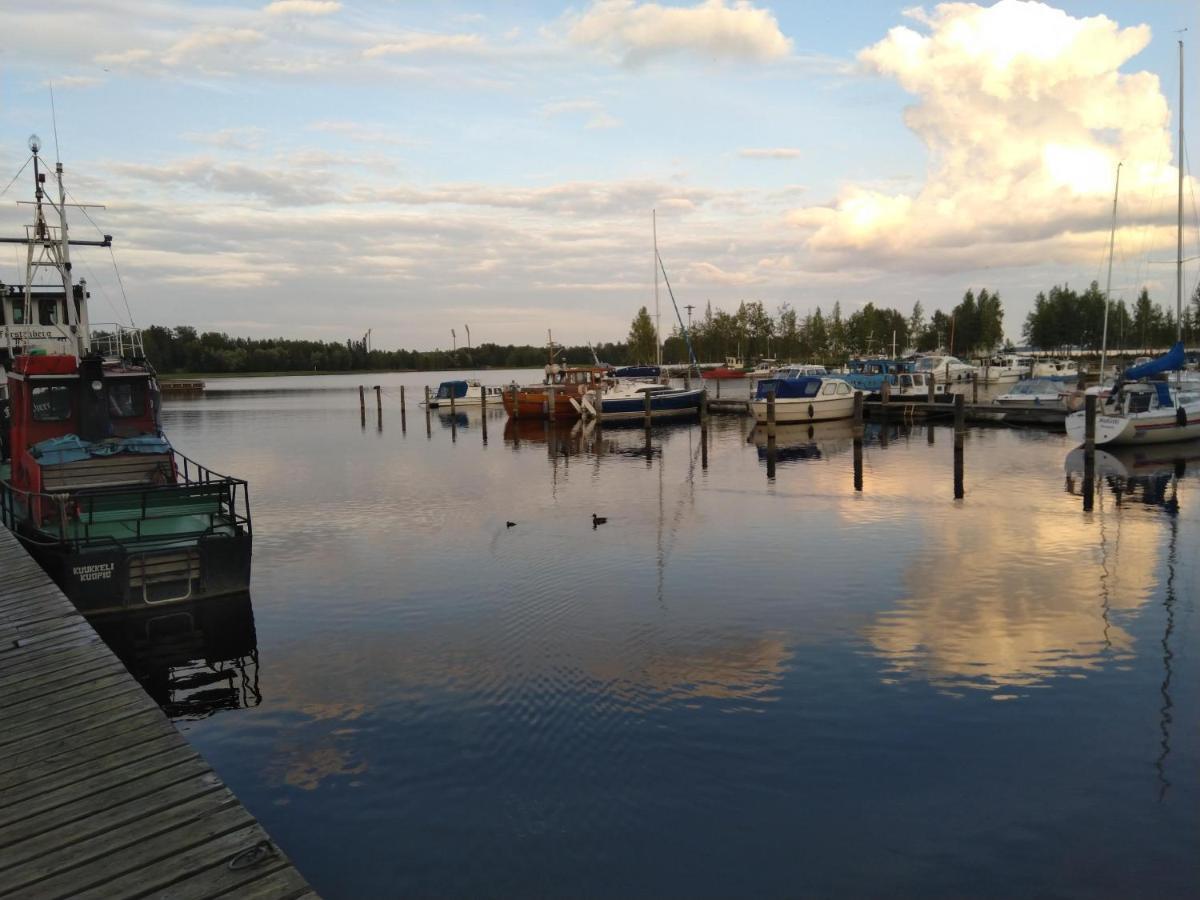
[0,528,317,900]
[864,399,1068,427]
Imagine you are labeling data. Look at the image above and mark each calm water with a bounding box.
[107,370,1198,897]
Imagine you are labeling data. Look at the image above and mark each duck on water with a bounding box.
[0,137,252,617]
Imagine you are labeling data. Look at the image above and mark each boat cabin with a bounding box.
[1112,381,1176,415]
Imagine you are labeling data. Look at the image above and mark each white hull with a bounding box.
[751,394,856,424]
[426,384,506,408]
[1065,405,1200,446]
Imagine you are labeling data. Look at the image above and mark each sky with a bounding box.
[1,0,1199,351]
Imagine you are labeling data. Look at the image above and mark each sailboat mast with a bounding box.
[1178,40,1184,345]
[1101,162,1121,379]
[653,209,661,367]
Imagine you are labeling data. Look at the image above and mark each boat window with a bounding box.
[837,383,851,395]
[1127,392,1151,414]
[821,383,836,395]
[107,381,146,418]
[31,385,73,421]
[9,300,24,325]
[38,299,59,326]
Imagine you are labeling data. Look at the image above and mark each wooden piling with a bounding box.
[971,371,978,404]
[700,389,709,470]
[1084,393,1097,456]
[359,384,366,428]
[400,384,406,414]
[480,386,488,445]
[375,385,382,430]
[766,388,776,439]
[511,384,520,419]
[927,372,936,405]
[643,388,652,429]
[716,378,721,399]
[548,385,557,421]
[852,391,864,492]
[953,393,965,499]
[424,385,431,438]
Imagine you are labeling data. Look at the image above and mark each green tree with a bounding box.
[627,306,658,364]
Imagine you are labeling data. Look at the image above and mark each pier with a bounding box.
[0,529,316,900]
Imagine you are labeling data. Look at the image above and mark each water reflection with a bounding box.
[93,593,260,720]
[750,419,855,463]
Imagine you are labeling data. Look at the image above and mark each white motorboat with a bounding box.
[993,379,1079,409]
[751,374,856,424]
[892,371,945,398]
[978,354,1034,383]
[774,363,828,378]
[425,379,506,407]
[1032,358,1079,381]
[1064,352,1200,446]
[913,354,976,382]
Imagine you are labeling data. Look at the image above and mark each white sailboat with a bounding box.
[1066,41,1200,447]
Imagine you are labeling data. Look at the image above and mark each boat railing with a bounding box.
[90,323,146,362]
[1,449,250,551]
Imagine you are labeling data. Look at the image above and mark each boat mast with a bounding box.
[653,209,661,367]
[1177,39,1184,347]
[1100,162,1121,379]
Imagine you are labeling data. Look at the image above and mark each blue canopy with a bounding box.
[1124,342,1185,380]
[613,366,661,379]
[435,380,469,399]
[756,376,822,400]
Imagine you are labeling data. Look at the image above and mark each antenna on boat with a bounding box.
[1176,39,1184,349]
[1100,161,1122,380]
[652,209,661,368]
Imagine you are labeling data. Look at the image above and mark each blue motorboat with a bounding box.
[841,359,911,394]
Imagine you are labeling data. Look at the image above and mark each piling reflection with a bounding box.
[93,592,260,721]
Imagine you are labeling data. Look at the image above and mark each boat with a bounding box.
[747,359,779,379]
[978,354,1034,383]
[580,382,704,422]
[1065,344,1200,446]
[775,364,828,378]
[841,358,910,394]
[702,355,748,380]
[913,354,976,382]
[993,379,1080,409]
[1032,358,1079,382]
[1,137,252,616]
[893,371,946,398]
[501,364,609,419]
[1065,42,1200,448]
[751,373,856,423]
[425,378,506,408]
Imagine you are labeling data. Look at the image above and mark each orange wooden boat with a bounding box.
[501,366,608,419]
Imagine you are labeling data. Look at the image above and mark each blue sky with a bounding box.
[1,0,1198,349]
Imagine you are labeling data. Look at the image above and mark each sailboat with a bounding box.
[1065,41,1200,447]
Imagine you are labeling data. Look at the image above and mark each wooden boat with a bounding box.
[0,139,251,617]
[500,365,608,419]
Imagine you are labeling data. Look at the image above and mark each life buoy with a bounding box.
[807,403,815,419]
[1177,407,1187,428]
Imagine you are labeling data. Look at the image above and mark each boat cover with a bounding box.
[613,366,661,378]
[30,433,173,465]
[755,376,822,400]
[436,380,469,399]
[1123,342,1185,380]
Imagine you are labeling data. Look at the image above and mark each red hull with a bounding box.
[702,368,748,380]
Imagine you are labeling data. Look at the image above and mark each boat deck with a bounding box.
[0,527,316,899]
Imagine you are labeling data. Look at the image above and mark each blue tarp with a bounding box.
[756,376,823,400]
[435,381,469,400]
[31,433,172,464]
[1124,342,1185,380]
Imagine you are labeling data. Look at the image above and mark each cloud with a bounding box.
[363,33,485,58]
[738,147,801,159]
[263,0,341,15]
[586,112,622,130]
[792,0,1185,276]
[48,75,106,89]
[541,99,601,117]
[567,0,792,66]
[182,127,267,151]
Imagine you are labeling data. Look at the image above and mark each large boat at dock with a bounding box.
[751,373,856,424]
[1,137,252,616]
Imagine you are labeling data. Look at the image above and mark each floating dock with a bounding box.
[159,379,207,394]
[0,528,317,900]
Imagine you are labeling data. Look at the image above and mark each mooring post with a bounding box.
[1084,393,1097,456]
[971,371,978,404]
[766,388,776,440]
[400,385,406,415]
[548,385,557,421]
[700,389,709,470]
[643,387,652,429]
[880,377,890,406]
[927,423,935,445]
[953,393,965,499]
[375,385,382,430]
[716,378,721,399]
[480,386,488,445]
[927,372,936,406]
[511,384,519,420]
[684,371,690,390]
[359,385,366,428]
[852,391,864,493]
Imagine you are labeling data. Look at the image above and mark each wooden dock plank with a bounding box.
[0,528,316,898]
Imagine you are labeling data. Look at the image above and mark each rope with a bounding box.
[0,156,32,201]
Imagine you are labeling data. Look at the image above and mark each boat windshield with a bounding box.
[1007,379,1061,396]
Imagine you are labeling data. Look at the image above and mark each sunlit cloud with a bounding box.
[739,147,801,159]
[566,0,792,66]
[263,0,342,15]
[363,33,485,58]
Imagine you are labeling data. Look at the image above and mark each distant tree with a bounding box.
[907,301,925,348]
[627,306,658,364]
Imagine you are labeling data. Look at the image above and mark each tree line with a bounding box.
[137,282,1199,375]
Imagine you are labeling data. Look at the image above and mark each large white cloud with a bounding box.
[566,0,792,66]
[793,0,1188,284]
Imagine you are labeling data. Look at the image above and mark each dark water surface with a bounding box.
[117,370,1198,897]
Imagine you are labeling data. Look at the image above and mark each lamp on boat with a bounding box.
[28,134,40,154]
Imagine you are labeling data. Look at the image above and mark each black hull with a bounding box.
[20,527,252,618]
